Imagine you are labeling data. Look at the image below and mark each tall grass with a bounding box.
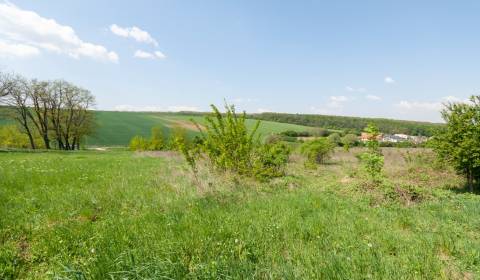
[1,149,479,279]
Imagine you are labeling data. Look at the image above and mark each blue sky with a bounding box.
[1,0,479,122]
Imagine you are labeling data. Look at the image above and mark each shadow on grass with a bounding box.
[446,182,480,195]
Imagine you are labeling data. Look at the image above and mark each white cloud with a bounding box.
[231,98,259,104]
[397,100,441,111]
[0,2,118,62]
[114,105,164,112]
[134,49,166,60]
[110,24,158,46]
[113,104,199,112]
[0,40,40,57]
[167,106,200,112]
[257,108,272,113]
[366,94,381,101]
[396,96,467,112]
[384,76,395,84]
[345,86,366,93]
[326,95,351,109]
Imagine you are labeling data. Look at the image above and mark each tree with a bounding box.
[434,96,480,192]
[359,124,384,182]
[149,126,165,150]
[1,75,37,149]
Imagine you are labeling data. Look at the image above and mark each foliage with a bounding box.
[341,133,358,151]
[433,95,480,192]
[0,125,39,149]
[169,126,188,151]
[148,126,165,150]
[327,132,341,146]
[129,135,149,151]
[300,138,335,168]
[359,124,384,182]
[253,142,291,180]
[280,130,311,137]
[190,103,290,180]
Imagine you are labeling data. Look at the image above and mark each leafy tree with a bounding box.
[300,138,335,168]
[359,124,384,182]
[433,96,480,192]
[341,133,358,151]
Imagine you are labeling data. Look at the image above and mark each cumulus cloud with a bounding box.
[366,94,381,101]
[167,105,200,112]
[396,96,467,112]
[257,108,272,113]
[384,76,395,84]
[345,86,366,93]
[0,40,40,58]
[133,49,166,59]
[0,2,118,62]
[110,24,158,46]
[114,104,200,112]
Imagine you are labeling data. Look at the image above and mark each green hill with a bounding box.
[87,111,312,146]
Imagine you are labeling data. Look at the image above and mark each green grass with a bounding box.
[1,149,479,279]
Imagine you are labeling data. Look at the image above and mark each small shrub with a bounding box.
[300,138,335,168]
[149,126,165,150]
[253,142,291,180]
[129,135,149,151]
[359,123,384,182]
[186,103,290,180]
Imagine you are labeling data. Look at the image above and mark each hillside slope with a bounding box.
[86,111,312,146]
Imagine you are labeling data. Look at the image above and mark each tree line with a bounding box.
[0,72,95,150]
[250,112,443,136]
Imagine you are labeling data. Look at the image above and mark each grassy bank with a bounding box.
[1,149,479,279]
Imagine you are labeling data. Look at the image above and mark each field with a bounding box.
[0,108,314,147]
[1,148,479,279]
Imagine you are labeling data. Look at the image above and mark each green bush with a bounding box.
[148,126,165,150]
[187,103,290,180]
[129,135,149,151]
[341,133,358,151]
[253,142,291,180]
[359,124,384,182]
[0,125,43,149]
[327,133,341,146]
[300,138,335,168]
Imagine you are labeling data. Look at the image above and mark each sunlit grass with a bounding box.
[1,149,479,279]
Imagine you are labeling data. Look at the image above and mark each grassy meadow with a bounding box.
[1,148,479,279]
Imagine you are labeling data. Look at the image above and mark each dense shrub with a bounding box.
[129,135,149,151]
[280,130,311,137]
[186,103,290,180]
[433,95,480,192]
[148,126,165,150]
[300,138,335,168]
[0,125,39,149]
[341,133,358,151]
[327,132,341,146]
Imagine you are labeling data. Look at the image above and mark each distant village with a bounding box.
[360,132,429,144]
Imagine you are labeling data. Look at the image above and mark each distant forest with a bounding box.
[249,113,443,136]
